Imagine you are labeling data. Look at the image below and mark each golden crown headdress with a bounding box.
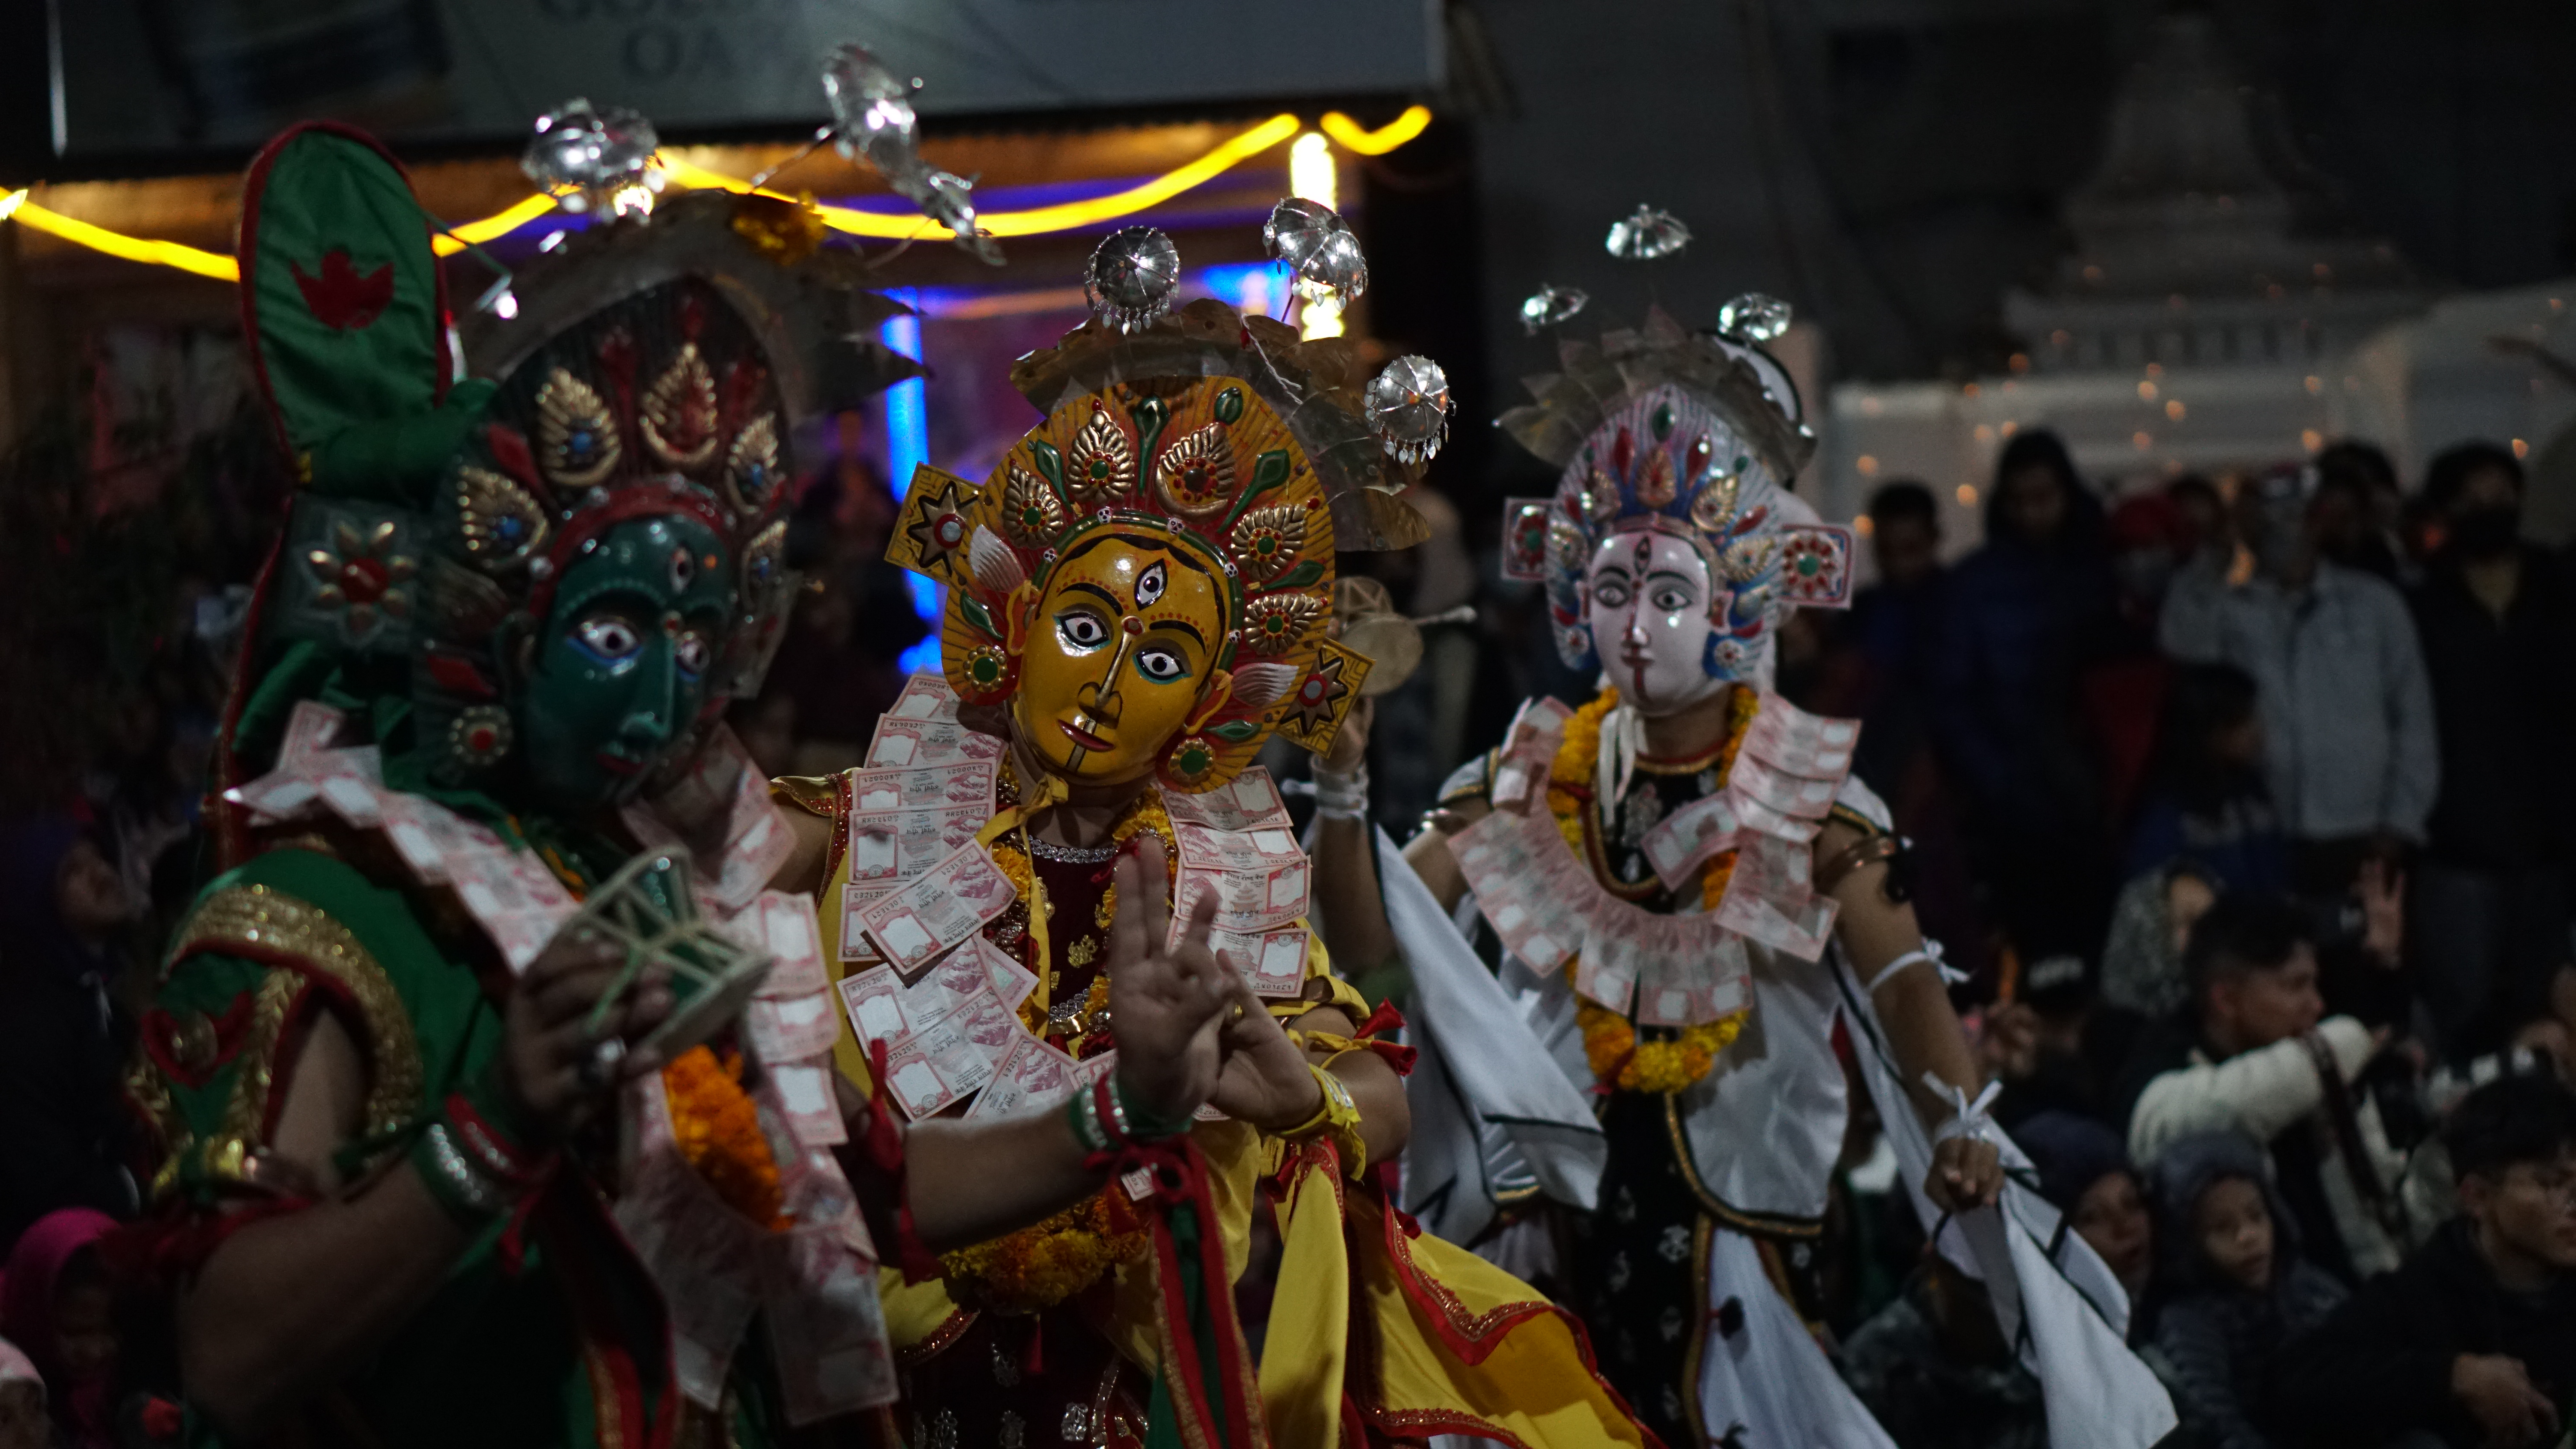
[884,217,1453,792]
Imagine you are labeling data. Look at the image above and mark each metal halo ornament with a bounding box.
[1084,226,1182,334]
[1364,355,1453,465]
[1263,197,1369,303]
[1605,204,1691,262]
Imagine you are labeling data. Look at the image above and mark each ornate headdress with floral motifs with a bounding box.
[883,221,1450,794]
[215,124,915,857]
[1498,303,1856,682]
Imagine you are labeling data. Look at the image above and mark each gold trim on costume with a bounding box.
[894,1307,978,1369]
[1682,1215,1714,1447]
[770,775,841,817]
[170,884,425,1172]
[1660,1094,1823,1241]
[126,1052,192,1200]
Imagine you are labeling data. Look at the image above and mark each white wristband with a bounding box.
[1865,938,1965,995]
[1312,762,1370,821]
[1926,1072,2002,1146]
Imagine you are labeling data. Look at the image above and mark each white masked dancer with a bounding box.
[1309,279,2178,1449]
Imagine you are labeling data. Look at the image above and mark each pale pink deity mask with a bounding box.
[1583,530,1726,717]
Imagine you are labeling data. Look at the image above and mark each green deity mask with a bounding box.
[517,512,738,813]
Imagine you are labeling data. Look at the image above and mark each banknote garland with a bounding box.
[1452,682,1862,1097]
[825,678,1342,1314]
[1557,687,1756,1093]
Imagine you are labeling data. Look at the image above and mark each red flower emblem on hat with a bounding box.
[291,250,394,332]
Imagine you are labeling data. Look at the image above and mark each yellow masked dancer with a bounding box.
[772,217,1659,1449]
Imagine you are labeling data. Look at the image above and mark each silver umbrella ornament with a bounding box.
[1263,197,1369,305]
[1605,204,1691,261]
[1365,355,1453,466]
[1718,292,1794,343]
[1084,226,1181,334]
[1519,284,1590,335]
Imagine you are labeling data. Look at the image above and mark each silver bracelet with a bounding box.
[419,1122,510,1216]
[1311,762,1370,821]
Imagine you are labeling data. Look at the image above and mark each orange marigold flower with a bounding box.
[663,1045,788,1229]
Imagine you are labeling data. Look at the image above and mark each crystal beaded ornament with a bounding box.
[820,43,1000,264]
[1718,292,1794,343]
[522,100,664,216]
[1263,197,1369,303]
[1520,285,1590,335]
[1365,355,1453,465]
[1605,204,1691,261]
[1084,226,1182,334]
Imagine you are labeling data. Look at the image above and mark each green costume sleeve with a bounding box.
[131,848,500,1210]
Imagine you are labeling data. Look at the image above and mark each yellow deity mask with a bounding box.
[885,315,1408,793]
[1012,529,1236,785]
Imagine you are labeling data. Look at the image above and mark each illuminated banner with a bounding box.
[46,0,1441,158]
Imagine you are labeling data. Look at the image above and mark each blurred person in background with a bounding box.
[0,1341,44,1449]
[1935,429,2118,966]
[2312,441,2412,587]
[2102,860,2221,1023]
[2126,662,2290,896]
[2160,464,2436,943]
[1842,481,1948,791]
[2090,491,2190,832]
[2149,1132,2348,1449]
[1840,1253,2045,1449]
[1985,954,2139,1130]
[2168,473,2230,568]
[2119,892,2429,1282]
[2407,442,2576,1061]
[2021,1110,2158,1316]
[760,457,926,773]
[0,1209,120,1449]
[2271,1074,2576,1449]
[1837,1101,2149,1449]
[1818,480,1987,984]
[0,822,137,1252]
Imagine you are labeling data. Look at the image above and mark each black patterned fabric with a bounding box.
[1568,1093,1707,1444]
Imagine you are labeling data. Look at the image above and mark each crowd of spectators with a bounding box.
[1805,431,2576,1449]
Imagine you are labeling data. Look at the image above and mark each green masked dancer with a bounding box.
[125,124,1238,1449]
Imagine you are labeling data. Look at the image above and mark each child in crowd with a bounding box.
[0,1210,118,1449]
[2019,1110,2157,1314]
[1840,1110,2159,1449]
[0,1342,43,1449]
[2151,1133,2348,1449]
[2272,1074,2576,1449]
[2126,662,2288,895]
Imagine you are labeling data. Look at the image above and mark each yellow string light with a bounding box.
[1320,106,1432,155]
[1,107,1414,281]
[658,111,1304,239]
[436,192,563,252]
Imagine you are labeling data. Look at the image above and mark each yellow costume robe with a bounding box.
[777,771,1657,1449]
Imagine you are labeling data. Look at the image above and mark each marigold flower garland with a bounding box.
[1551,687,1761,1094]
[936,1195,1149,1315]
[663,1045,788,1228]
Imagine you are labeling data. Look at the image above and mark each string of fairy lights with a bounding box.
[0,107,1431,284]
